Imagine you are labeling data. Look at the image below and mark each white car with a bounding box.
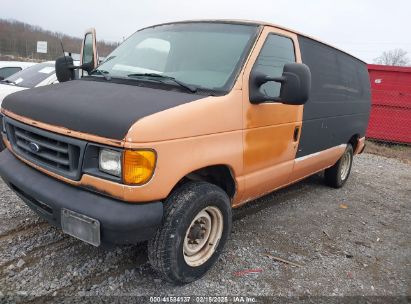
[0,61,36,80]
[0,61,58,150]
[0,61,58,106]
[0,60,80,150]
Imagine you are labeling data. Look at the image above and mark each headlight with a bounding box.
[98,148,156,184]
[123,150,156,185]
[99,149,122,177]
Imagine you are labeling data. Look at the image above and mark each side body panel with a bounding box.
[296,36,371,158]
[289,36,371,182]
[125,90,245,203]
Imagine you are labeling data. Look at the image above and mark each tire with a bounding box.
[324,144,353,188]
[148,181,232,284]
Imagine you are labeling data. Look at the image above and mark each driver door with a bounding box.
[239,26,304,203]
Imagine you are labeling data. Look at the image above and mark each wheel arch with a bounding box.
[171,164,237,199]
[348,134,361,151]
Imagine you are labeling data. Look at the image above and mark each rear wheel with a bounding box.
[148,181,232,284]
[324,144,353,188]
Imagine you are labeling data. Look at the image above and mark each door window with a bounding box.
[82,33,94,65]
[252,34,296,98]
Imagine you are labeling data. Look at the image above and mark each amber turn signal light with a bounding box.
[123,150,156,185]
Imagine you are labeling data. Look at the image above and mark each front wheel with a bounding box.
[324,144,353,188]
[148,182,232,284]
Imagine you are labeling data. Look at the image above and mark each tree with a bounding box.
[0,19,118,61]
[374,48,410,66]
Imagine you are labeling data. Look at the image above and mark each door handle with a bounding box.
[293,126,300,142]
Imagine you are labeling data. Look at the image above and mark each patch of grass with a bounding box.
[364,140,411,164]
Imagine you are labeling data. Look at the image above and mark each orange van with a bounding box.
[0,20,370,284]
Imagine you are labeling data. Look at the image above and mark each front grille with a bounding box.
[14,126,74,171]
[5,117,87,180]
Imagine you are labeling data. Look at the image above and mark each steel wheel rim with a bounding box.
[340,151,351,181]
[183,206,223,267]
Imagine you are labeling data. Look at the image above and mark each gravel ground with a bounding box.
[0,153,410,301]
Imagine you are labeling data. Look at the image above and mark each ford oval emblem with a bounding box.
[28,142,40,153]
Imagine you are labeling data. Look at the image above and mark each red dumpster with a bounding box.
[367,64,411,144]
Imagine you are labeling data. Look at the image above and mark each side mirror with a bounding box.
[55,56,75,82]
[80,28,98,73]
[250,63,311,105]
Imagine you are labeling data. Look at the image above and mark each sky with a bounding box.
[2,0,411,63]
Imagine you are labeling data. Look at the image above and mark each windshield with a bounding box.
[97,22,259,92]
[4,62,55,88]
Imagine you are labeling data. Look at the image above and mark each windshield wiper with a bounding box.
[90,69,111,81]
[0,79,16,85]
[127,73,197,93]
[102,56,116,63]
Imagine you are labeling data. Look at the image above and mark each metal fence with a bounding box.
[366,64,411,145]
[366,90,411,144]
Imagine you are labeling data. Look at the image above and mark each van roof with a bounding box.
[146,19,366,64]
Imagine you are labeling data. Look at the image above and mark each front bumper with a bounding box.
[0,149,163,245]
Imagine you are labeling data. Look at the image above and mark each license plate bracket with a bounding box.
[61,208,101,246]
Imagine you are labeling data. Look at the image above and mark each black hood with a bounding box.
[2,79,204,140]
